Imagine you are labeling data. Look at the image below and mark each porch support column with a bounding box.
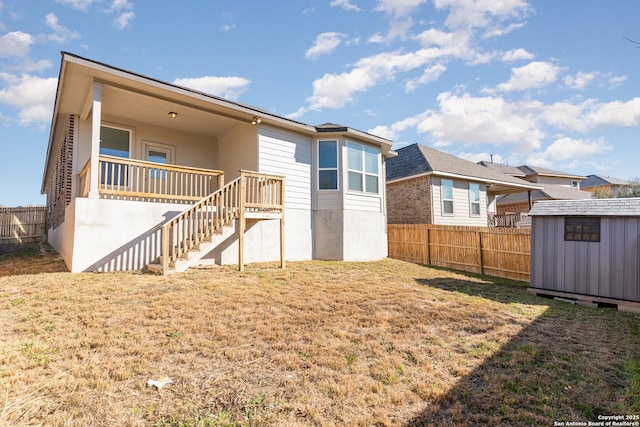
[88,81,103,199]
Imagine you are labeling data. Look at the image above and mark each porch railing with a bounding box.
[488,212,523,227]
[79,155,225,203]
[161,170,285,274]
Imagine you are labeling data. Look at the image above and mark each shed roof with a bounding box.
[386,144,540,194]
[529,198,640,216]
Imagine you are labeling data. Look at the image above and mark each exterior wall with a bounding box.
[386,176,432,224]
[258,125,313,260]
[217,123,258,181]
[313,210,344,260]
[50,198,187,272]
[432,177,488,226]
[498,201,531,215]
[342,210,388,260]
[531,216,640,303]
[77,114,219,178]
[532,176,578,188]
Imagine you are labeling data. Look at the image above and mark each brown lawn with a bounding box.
[0,244,639,426]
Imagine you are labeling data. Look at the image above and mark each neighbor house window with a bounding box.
[469,183,480,216]
[571,180,579,189]
[442,179,454,215]
[318,140,338,190]
[100,125,131,186]
[565,217,600,242]
[347,141,379,194]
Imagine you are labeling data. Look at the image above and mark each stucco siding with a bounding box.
[258,125,312,210]
[342,210,387,261]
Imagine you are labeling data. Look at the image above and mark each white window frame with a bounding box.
[317,139,339,191]
[469,182,480,216]
[442,179,454,216]
[99,123,133,187]
[346,141,380,194]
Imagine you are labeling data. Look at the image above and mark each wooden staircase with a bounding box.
[146,171,284,275]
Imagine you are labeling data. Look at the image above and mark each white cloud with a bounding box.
[375,0,427,18]
[457,151,505,164]
[105,0,134,29]
[434,0,531,30]
[415,91,544,152]
[497,61,561,92]
[55,0,97,12]
[173,76,251,101]
[113,11,134,29]
[608,75,627,89]
[0,74,58,124]
[501,48,534,62]
[305,32,345,59]
[330,0,362,12]
[540,98,640,132]
[525,137,612,167]
[45,13,81,44]
[221,24,236,32]
[0,31,33,58]
[563,71,597,90]
[482,22,525,38]
[405,63,446,91]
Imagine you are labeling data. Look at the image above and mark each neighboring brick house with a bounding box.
[386,144,540,226]
[479,162,591,215]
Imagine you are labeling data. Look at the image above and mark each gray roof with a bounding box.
[498,184,592,205]
[386,144,540,193]
[477,161,526,177]
[529,197,640,216]
[580,174,630,189]
[517,165,586,180]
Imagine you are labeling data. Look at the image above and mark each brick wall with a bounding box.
[497,201,531,215]
[386,175,432,224]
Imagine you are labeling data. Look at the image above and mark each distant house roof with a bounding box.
[477,161,526,177]
[580,174,630,189]
[517,165,586,180]
[529,198,640,216]
[498,184,592,205]
[386,144,541,194]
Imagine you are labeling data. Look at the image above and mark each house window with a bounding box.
[318,140,338,190]
[442,179,454,215]
[469,183,480,216]
[100,125,131,186]
[571,180,579,189]
[347,141,379,194]
[564,217,600,242]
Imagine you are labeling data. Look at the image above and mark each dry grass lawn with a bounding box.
[0,244,639,426]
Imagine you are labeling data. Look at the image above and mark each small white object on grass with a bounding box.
[147,376,173,389]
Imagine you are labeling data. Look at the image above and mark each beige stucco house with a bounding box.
[41,52,395,273]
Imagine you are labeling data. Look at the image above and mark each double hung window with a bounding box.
[99,125,131,186]
[318,140,338,190]
[347,141,379,194]
[442,179,454,215]
[469,183,480,216]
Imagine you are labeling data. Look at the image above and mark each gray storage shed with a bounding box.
[529,198,640,312]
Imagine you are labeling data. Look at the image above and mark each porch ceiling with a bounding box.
[102,85,240,137]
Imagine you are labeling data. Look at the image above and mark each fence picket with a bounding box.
[388,224,530,282]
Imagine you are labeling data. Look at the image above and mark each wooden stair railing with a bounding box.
[160,171,285,274]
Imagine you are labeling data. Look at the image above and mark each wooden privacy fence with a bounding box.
[388,224,531,282]
[0,206,47,244]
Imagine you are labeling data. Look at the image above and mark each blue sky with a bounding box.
[1,0,640,206]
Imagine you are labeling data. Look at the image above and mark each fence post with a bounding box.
[477,230,484,275]
[424,224,430,265]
